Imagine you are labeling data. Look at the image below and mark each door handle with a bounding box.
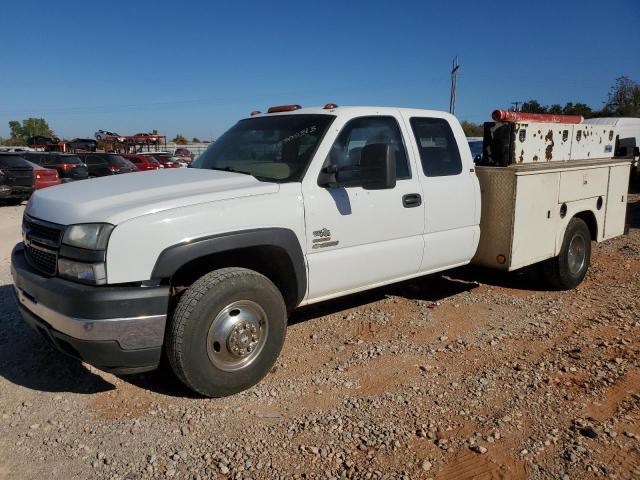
[402,193,422,208]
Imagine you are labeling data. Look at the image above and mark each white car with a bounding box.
[94,130,123,142]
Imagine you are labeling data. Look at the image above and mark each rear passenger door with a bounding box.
[404,115,480,272]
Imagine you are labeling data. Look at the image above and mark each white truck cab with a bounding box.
[11,105,630,397]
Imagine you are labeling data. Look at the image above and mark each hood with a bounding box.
[26,168,279,225]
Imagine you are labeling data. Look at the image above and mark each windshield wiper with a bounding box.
[209,166,254,176]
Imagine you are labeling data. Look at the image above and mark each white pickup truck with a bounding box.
[11,105,630,397]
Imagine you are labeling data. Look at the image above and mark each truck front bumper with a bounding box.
[10,244,170,374]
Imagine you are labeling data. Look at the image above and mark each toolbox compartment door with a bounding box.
[510,172,560,269]
[603,165,630,239]
[558,167,609,202]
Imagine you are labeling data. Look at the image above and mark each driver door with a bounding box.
[302,114,425,302]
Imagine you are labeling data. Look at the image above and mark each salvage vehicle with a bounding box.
[11,105,631,397]
[25,161,61,189]
[77,153,138,177]
[21,152,89,183]
[123,153,163,171]
[0,153,35,204]
[67,138,98,152]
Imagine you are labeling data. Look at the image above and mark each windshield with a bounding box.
[192,114,335,182]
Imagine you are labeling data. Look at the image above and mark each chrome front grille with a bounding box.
[23,215,64,275]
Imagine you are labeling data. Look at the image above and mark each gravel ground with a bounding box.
[0,196,638,480]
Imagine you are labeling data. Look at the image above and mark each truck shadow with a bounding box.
[627,198,640,229]
[0,284,116,395]
[0,263,551,398]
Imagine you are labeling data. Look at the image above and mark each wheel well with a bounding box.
[169,246,300,310]
[574,210,598,241]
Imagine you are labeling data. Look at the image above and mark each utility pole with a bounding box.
[511,101,522,112]
[449,56,459,115]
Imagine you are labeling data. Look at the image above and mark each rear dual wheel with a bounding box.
[542,217,591,290]
[167,267,287,397]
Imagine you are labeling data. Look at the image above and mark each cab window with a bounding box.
[410,117,462,176]
[326,116,410,186]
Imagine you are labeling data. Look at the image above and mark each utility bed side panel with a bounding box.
[510,173,560,269]
[603,164,631,239]
[472,167,515,270]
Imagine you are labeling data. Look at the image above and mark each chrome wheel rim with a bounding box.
[206,300,268,372]
[567,233,586,275]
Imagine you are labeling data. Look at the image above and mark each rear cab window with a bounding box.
[410,117,462,176]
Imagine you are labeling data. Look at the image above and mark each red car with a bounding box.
[24,160,61,189]
[123,154,163,171]
[149,153,183,169]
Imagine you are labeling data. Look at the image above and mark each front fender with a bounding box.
[151,228,307,304]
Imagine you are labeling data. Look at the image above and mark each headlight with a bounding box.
[58,258,107,285]
[62,223,113,250]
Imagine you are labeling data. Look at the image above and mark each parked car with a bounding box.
[27,135,60,146]
[148,153,184,169]
[0,170,11,199]
[77,153,138,177]
[123,153,163,171]
[0,153,35,204]
[67,138,98,152]
[94,130,123,141]
[23,161,61,189]
[173,147,194,163]
[468,140,483,162]
[134,133,158,144]
[21,152,89,182]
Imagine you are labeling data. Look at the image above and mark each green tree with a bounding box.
[521,100,547,114]
[562,102,593,118]
[172,134,188,144]
[192,137,200,143]
[603,76,640,117]
[7,117,54,144]
[547,104,563,115]
[460,121,483,137]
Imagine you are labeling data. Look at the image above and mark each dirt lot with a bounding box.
[0,197,638,480]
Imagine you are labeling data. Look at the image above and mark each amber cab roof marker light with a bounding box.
[323,103,338,109]
[250,111,261,116]
[267,104,302,113]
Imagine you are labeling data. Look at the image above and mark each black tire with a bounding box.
[542,217,591,290]
[167,267,287,397]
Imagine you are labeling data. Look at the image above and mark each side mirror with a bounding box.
[360,143,396,190]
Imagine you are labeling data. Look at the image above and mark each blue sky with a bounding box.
[1,0,639,140]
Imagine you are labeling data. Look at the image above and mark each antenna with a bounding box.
[449,56,460,115]
[510,101,522,112]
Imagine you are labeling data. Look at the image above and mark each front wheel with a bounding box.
[542,217,591,290]
[166,267,287,397]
